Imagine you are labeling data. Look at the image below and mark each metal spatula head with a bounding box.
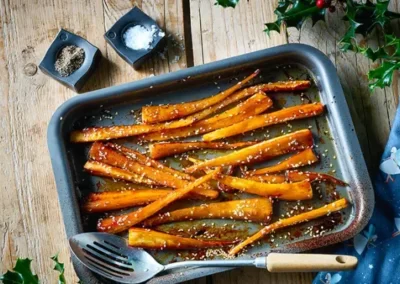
[69,232,164,283]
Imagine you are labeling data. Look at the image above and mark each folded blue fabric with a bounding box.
[314,106,400,284]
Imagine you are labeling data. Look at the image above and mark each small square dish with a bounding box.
[104,7,166,69]
[39,29,101,93]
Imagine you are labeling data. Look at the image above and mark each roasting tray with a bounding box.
[47,44,374,283]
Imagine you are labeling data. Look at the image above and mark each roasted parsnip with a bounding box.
[129,228,236,249]
[203,103,324,141]
[89,142,219,199]
[142,198,272,227]
[141,70,260,124]
[286,170,348,186]
[106,143,193,181]
[97,170,219,233]
[141,77,310,124]
[229,198,349,255]
[216,175,313,201]
[185,129,314,173]
[149,141,258,159]
[250,149,319,175]
[140,92,273,141]
[83,189,173,213]
[246,174,286,184]
[84,161,158,186]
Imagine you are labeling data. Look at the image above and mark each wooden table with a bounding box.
[1,0,399,283]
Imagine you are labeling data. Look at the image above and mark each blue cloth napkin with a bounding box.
[314,106,400,284]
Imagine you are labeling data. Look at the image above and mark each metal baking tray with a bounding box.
[48,44,374,283]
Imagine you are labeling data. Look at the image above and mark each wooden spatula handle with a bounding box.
[266,253,358,272]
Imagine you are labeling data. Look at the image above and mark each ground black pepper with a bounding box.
[54,45,85,77]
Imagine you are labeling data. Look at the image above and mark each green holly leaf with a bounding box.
[339,0,400,52]
[264,0,325,36]
[0,258,39,284]
[385,34,400,57]
[374,0,391,28]
[215,0,240,8]
[368,60,400,90]
[0,271,24,284]
[51,254,66,284]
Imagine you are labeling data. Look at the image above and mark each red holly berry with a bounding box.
[316,0,325,8]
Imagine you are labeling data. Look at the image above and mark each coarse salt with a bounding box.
[123,25,165,50]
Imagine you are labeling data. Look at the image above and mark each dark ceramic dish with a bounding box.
[104,6,166,69]
[39,29,101,93]
[48,44,374,283]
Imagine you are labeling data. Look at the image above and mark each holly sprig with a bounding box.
[0,255,66,284]
[216,0,400,91]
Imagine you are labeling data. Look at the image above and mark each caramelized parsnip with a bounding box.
[84,161,158,186]
[97,170,219,233]
[203,103,324,141]
[250,149,319,175]
[149,141,258,159]
[185,129,314,173]
[229,198,349,255]
[129,228,236,249]
[89,142,218,199]
[141,70,260,124]
[140,92,273,141]
[142,198,272,226]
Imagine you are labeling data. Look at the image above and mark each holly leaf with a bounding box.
[374,0,391,28]
[339,0,400,52]
[385,34,400,58]
[0,258,39,284]
[264,0,325,36]
[0,271,24,284]
[368,60,400,90]
[51,254,66,284]
[215,0,240,8]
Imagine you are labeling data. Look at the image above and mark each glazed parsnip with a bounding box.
[141,70,260,124]
[149,141,258,159]
[83,161,158,186]
[70,88,267,143]
[229,198,349,255]
[255,80,311,92]
[106,143,193,181]
[185,129,314,173]
[129,228,236,249]
[250,148,319,175]
[110,142,217,192]
[89,142,219,199]
[246,175,286,184]
[286,170,348,186]
[70,109,224,143]
[83,189,173,213]
[142,198,272,227]
[141,77,311,124]
[244,171,347,186]
[97,170,219,233]
[203,103,324,141]
[216,176,313,201]
[140,92,273,141]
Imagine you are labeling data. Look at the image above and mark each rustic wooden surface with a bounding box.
[0,0,398,283]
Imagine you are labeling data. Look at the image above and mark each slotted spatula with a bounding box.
[69,233,357,284]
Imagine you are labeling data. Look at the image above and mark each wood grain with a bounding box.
[1,0,399,283]
[189,0,286,65]
[288,5,400,174]
[0,0,187,282]
[0,0,108,281]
